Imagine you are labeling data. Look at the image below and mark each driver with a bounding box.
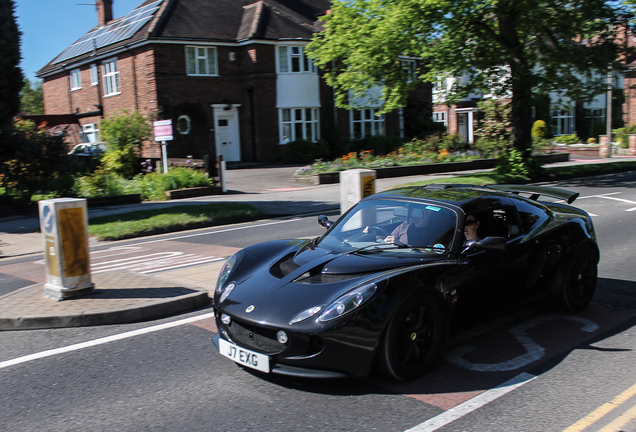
[384,209,429,245]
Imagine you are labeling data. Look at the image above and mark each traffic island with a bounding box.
[0,271,210,330]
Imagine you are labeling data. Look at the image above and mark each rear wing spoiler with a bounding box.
[488,184,580,204]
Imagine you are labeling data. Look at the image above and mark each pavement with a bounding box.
[0,155,634,330]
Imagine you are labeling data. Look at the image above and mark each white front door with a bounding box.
[213,105,241,162]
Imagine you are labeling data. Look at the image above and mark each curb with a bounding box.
[0,271,211,331]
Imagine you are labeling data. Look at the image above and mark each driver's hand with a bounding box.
[384,235,396,244]
[363,226,370,234]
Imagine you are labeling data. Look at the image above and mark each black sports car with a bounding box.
[211,184,599,380]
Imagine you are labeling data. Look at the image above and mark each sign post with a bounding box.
[153,120,174,173]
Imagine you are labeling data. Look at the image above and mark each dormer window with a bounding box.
[278,46,315,73]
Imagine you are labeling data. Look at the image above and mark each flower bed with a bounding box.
[293,153,570,185]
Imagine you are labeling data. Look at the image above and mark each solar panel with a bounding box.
[52,0,163,65]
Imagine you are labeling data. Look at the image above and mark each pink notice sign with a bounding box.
[153,120,173,141]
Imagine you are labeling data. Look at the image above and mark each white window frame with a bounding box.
[551,108,575,136]
[279,108,320,144]
[102,58,120,96]
[277,46,316,74]
[70,68,81,90]
[90,63,98,86]
[186,46,218,76]
[350,108,386,139]
[80,123,99,143]
[432,111,447,127]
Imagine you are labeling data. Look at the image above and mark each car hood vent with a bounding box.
[270,252,299,279]
[270,245,434,284]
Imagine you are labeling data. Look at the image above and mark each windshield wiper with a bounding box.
[346,243,407,254]
[348,242,441,255]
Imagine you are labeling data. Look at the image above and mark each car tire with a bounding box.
[560,243,598,313]
[378,293,446,381]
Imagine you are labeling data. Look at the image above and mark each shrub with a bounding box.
[531,120,548,140]
[496,148,543,178]
[477,99,512,142]
[99,110,152,179]
[587,137,597,144]
[73,168,129,198]
[125,167,213,201]
[338,135,405,156]
[553,133,580,145]
[0,119,73,203]
[474,137,507,158]
[280,139,331,164]
[612,124,636,149]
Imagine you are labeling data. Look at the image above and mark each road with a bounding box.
[1,172,636,431]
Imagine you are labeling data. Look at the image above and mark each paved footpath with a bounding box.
[0,156,633,330]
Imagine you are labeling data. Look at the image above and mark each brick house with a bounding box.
[36,0,432,163]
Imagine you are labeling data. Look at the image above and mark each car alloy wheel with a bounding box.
[561,243,598,313]
[378,293,445,381]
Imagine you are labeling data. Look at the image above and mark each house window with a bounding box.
[432,112,447,126]
[280,108,320,143]
[70,68,81,90]
[400,59,417,83]
[278,46,315,73]
[90,63,98,86]
[350,108,385,139]
[80,123,99,143]
[186,46,218,76]
[551,108,575,136]
[102,58,120,96]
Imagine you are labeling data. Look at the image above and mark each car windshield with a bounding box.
[317,199,458,256]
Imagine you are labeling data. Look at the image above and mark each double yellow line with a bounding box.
[564,381,636,431]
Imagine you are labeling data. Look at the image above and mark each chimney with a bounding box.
[97,0,113,27]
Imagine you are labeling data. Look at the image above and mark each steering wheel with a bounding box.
[370,226,390,237]
[347,226,390,242]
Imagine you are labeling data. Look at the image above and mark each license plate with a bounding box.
[218,338,270,373]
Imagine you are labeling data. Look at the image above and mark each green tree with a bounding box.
[20,78,44,115]
[1,120,72,203]
[0,0,23,131]
[99,110,152,179]
[308,0,632,165]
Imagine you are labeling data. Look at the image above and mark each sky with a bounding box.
[15,0,144,82]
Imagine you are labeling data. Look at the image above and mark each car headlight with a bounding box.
[289,306,323,325]
[318,283,377,322]
[215,252,242,302]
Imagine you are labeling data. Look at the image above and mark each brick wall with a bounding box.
[42,40,429,162]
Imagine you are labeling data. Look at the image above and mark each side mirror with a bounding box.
[462,236,506,254]
[318,215,334,229]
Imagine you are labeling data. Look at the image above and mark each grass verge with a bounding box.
[86,160,636,242]
[88,203,261,241]
[396,160,636,187]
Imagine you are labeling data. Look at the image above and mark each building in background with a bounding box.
[36,0,432,163]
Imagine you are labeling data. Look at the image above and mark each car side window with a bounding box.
[513,197,551,233]
[473,206,520,239]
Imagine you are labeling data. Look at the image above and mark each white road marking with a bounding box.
[579,192,636,211]
[126,218,302,246]
[0,312,216,370]
[405,372,537,432]
[446,315,598,372]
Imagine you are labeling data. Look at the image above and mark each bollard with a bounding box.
[38,198,94,300]
[340,169,376,214]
